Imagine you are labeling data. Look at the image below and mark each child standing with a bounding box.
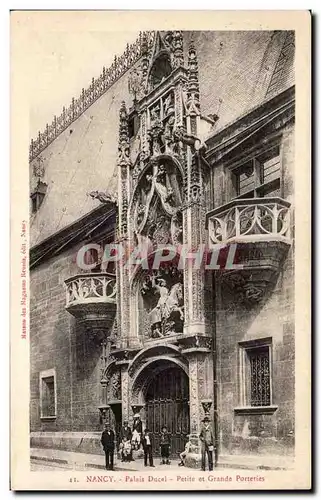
[160,426,171,465]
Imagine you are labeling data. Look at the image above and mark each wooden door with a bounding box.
[145,367,190,456]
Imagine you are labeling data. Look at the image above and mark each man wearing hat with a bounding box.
[142,428,155,467]
[199,416,214,471]
[101,422,115,471]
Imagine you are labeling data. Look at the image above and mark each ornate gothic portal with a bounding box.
[110,31,215,466]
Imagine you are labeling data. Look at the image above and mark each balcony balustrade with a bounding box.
[64,273,117,340]
[207,197,291,246]
[206,198,292,304]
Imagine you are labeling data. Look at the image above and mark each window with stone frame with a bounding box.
[231,144,281,199]
[239,339,272,407]
[40,369,56,419]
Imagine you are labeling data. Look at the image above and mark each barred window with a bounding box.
[248,346,270,406]
[239,340,272,407]
[40,369,57,419]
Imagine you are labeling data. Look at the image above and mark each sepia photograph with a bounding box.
[10,10,311,491]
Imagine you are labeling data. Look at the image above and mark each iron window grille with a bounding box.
[239,339,272,408]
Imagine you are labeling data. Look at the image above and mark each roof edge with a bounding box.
[30,202,117,269]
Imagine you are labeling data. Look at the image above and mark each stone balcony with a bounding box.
[206,197,292,303]
[64,273,116,340]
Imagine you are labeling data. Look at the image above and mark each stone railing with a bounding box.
[65,273,116,307]
[29,31,155,162]
[207,197,291,245]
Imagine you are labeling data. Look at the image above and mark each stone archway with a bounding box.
[131,358,190,456]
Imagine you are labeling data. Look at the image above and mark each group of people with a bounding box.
[101,414,215,472]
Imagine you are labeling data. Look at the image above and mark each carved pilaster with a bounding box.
[138,110,148,173]
[187,352,213,453]
[120,364,130,423]
[117,102,132,346]
[183,154,206,334]
[174,84,184,134]
[141,32,150,81]
[186,40,200,120]
[180,41,206,336]
[172,31,184,68]
[189,355,201,436]
[118,101,131,235]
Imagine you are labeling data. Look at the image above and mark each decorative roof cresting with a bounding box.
[29,31,155,162]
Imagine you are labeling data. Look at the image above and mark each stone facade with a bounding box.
[30,30,295,467]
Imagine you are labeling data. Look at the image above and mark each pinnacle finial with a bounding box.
[118,102,130,168]
[187,40,200,115]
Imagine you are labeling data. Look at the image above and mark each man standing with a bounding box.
[142,428,155,467]
[199,416,214,471]
[101,422,115,471]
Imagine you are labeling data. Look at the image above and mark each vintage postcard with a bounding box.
[10,10,311,491]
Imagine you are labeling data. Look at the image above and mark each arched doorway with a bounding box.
[145,365,190,456]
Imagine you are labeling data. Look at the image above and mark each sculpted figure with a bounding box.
[148,277,184,338]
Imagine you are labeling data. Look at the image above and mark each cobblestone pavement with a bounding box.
[31,457,186,472]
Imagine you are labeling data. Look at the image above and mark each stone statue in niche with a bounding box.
[141,273,184,338]
[150,104,161,125]
[147,93,178,157]
[163,92,174,117]
[155,164,174,206]
[163,115,176,154]
[162,92,176,154]
[133,159,183,245]
[148,106,164,157]
[108,371,121,401]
